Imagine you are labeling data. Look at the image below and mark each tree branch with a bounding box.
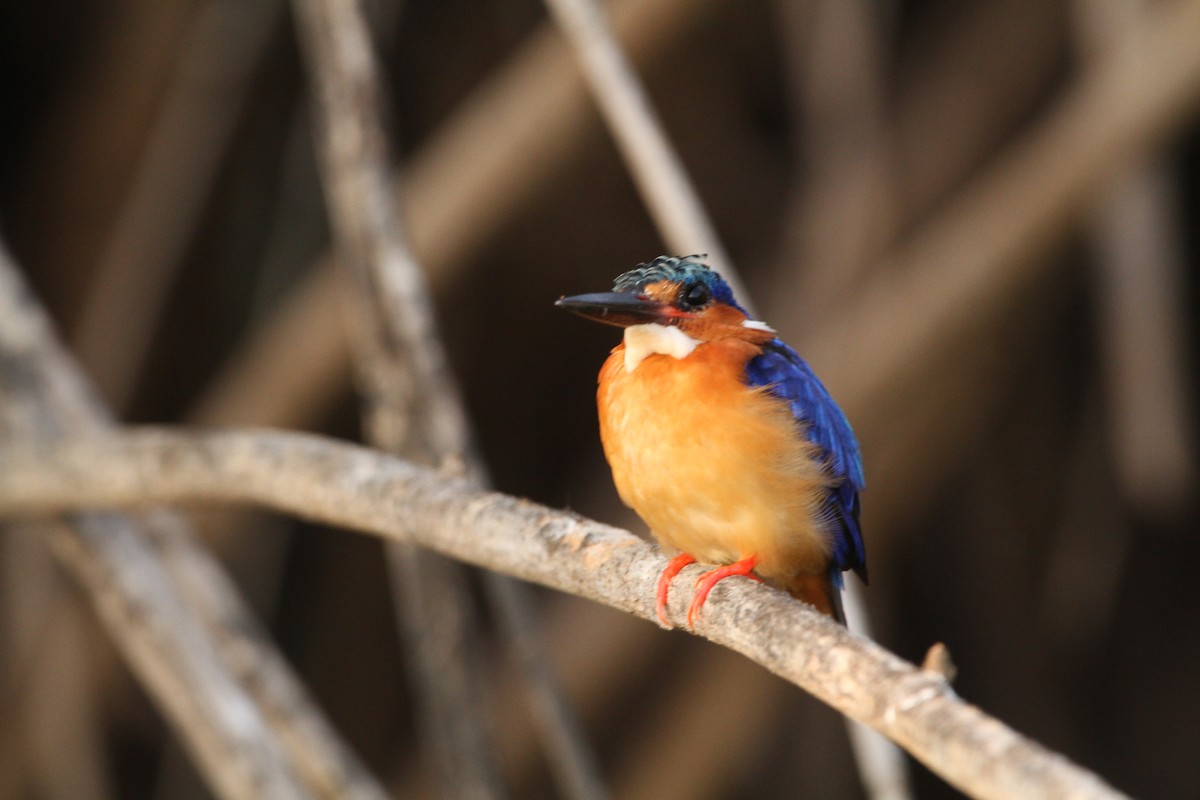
[0,428,1130,800]
[542,0,739,296]
[292,0,604,797]
[1072,0,1197,513]
[0,244,388,800]
[543,0,905,794]
[291,1,505,795]
[190,0,723,428]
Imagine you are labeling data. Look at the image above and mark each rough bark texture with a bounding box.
[0,428,1129,800]
[0,246,387,800]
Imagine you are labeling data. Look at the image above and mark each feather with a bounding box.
[562,255,868,626]
[745,339,867,580]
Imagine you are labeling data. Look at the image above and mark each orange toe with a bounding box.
[655,553,696,626]
[686,555,759,628]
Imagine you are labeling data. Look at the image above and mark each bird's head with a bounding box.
[556,255,774,346]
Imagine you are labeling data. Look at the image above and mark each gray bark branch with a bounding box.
[291,1,504,796]
[292,0,603,797]
[0,244,388,800]
[0,428,1129,800]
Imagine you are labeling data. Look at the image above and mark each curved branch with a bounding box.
[0,243,388,800]
[0,428,1129,800]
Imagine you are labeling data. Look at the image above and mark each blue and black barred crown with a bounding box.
[612,255,744,312]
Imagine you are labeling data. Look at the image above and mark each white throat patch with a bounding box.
[623,324,699,372]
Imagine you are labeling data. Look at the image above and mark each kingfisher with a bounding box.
[557,255,866,628]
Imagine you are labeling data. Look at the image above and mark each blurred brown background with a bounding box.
[1,0,1198,798]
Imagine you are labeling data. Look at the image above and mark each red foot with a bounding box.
[656,554,696,626]
[687,555,760,628]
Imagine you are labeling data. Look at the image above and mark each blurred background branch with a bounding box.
[292,0,603,797]
[1,0,1197,797]
[292,0,506,795]
[0,242,386,800]
[541,0,736,289]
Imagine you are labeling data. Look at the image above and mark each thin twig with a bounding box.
[292,1,605,798]
[1072,0,1196,513]
[190,0,724,428]
[0,244,389,800]
[0,427,1132,800]
[842,592,913,800]
[292,0,502,795]
[1090,164,1196,508]
[164,0,1200,478]
[542,0,740,297]
[289,2,474,473]
[769,3,912,794]
[543,2,905,793]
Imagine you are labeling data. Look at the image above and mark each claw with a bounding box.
[655,554,696,626]
[686,555,759,628]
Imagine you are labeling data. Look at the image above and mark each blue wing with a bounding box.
[745,339,867,581]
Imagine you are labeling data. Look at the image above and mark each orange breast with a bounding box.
[597,340,834,583]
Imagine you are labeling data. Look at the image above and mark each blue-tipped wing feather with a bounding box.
[746,339,867,581]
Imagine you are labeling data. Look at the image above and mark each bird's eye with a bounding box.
[681,282,711,308]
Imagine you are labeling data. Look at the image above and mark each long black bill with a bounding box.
[555,291,672,327]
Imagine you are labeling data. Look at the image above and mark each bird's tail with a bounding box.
[785,572,847,626]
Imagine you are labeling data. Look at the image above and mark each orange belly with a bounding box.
[597,340,834,583]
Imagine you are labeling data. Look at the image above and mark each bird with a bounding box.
[556,255,866,628]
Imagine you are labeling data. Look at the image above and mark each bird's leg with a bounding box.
[656,553,696,626]
[687,555,760,628]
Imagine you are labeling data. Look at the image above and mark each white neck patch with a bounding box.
[623,323,699,372]
[742,319,775,333]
